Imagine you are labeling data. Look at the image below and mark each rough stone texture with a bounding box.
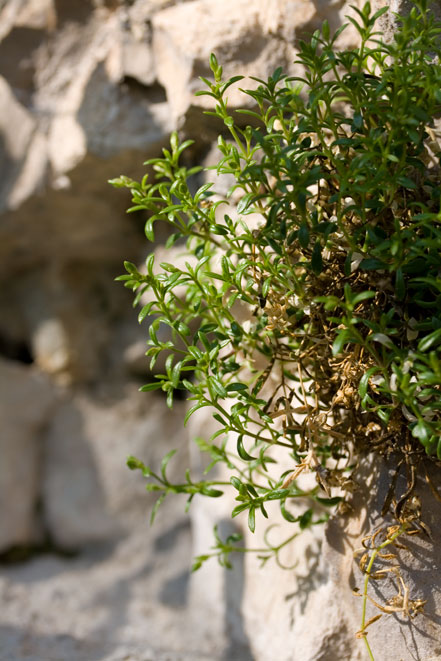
[1,0,441,660]
[43,388,189,548]
[0,359,54,551]
[374,0,441,42]
[322,457,441,661]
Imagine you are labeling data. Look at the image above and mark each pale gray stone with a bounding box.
[42,387,190,547]
[0,359,54,551]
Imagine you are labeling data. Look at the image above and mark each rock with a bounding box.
[374,0,441,43]
[0,359,54,552]
[319,456,441,661]
[42,386,189,548]
[0,75,48,213]
[152,0,291,123]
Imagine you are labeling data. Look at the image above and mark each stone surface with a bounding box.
[321,457,441,661]
[43,388,189,548]
[0,359,54,552]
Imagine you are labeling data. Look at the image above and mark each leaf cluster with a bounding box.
[112,0,441,568]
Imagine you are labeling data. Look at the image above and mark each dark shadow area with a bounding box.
[284,538,325,620]
[121,77,168,105]
[0,332,33,364]
[54,0,93,26]
[0,624,104,661]
[0,132,21,207]
[154,519,191,553]
[158,569,190,608]
[0,27,46,105]
[76,61,167,157]
[0,541,78,567]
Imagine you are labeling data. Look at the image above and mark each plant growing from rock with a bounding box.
[111,2,441,656]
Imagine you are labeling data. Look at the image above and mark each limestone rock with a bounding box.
[320,457,441,661]
[43,387,189,548]
[152,0,292,123]
[0,75,48,213]
[0,359,54,552]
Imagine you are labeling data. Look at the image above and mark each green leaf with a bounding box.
[171,361,182,388]
[397,175,417,190]
[237,435,256,461]
[192,555,210,572]
[298,223,310,248]
[237,193,255,214]
[352,290,375,305]
[139,381,164,392]
[371,333,394,348]
[150,494,166,525]
[226,383,248,392]
[230,476,242,491]
[418,328,441,352]
[248,507,256,533]
[298,508,313,530]
[359,258,388,270]
[315,496,342,506]
[358,367,380,400]
[311,241,323,275]
[184,401,209,425]
[138,303,153,323]
[280,500,296,522]
[161,449,177,481]
[210,377,227,398]
[127,456,146,471]
[124,260,138,275]
[412,420,430,444]
[332,330,352,356]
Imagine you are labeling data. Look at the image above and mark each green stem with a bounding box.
[360,524,407,661]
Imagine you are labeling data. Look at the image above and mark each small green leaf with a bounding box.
[352,290,375,305]
[418,328,441,352]
[138,304,153,323]
[139,381,164,392]
[226,383,248,392]
[412,420,430,444]
[280,500,296,522]
[150,494,166,525]
[298,223,310,248]
[371,333,394,348]
[161,449,177,481]
[230,476,242,491]
[358,367,380,400]
[210,377,227,398]
[315,496,342,506]
[299,508,313,529]
[332,330,352,356]
[127,456,145,471]
[248,507,256,533]
[397,175,417,190]
[311,241,323,274]
[124,260,138,275]
[192,555,210,572]
[184,402,209,425]
[237,435,256,461]
[359,259,388,271]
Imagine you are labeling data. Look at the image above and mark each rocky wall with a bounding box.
[1,1,441,660]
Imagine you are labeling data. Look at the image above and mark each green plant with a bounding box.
[111,1,441,656]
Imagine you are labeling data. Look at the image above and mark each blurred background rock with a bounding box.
[3,2,427,660]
